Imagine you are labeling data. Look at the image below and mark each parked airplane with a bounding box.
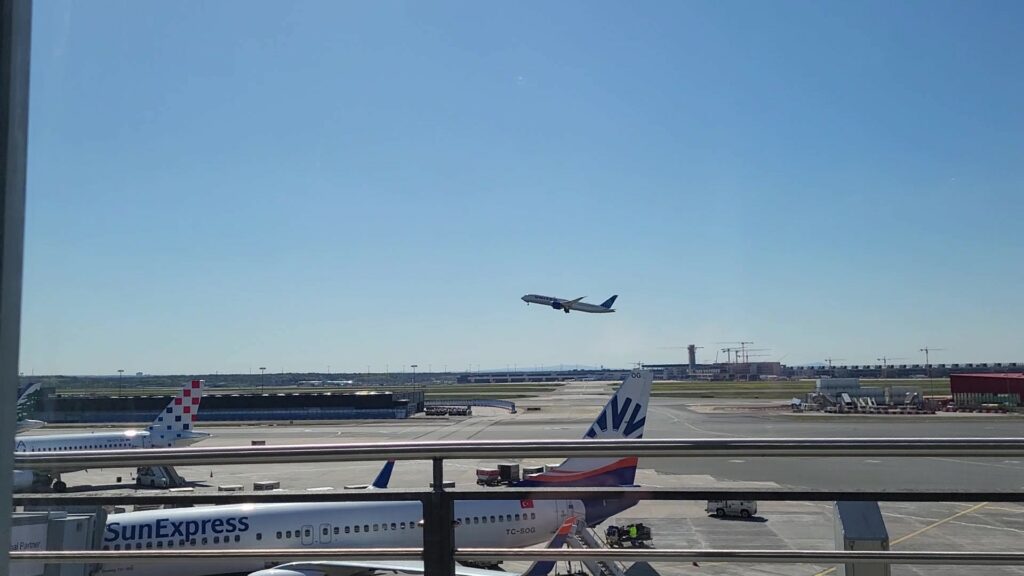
[13,379,209,492]
[96,370,653,576]
[521,294,617,314]
[16,382,45,433]
[253,516,581,576]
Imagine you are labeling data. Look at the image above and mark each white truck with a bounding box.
[707,499,757,518]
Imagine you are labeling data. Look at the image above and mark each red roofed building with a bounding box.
[950,373,1024,408]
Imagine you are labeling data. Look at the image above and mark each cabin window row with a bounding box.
[458,512,535,526]
[102,533,246,550]
[27,443,130,451]
[277,520,419,539]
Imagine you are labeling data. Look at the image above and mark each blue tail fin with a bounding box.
[600,295,618,309]
[371,460,395,489]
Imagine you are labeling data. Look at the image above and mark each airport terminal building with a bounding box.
[32,389,423,423]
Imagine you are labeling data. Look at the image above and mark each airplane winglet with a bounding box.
[372,460,396,489]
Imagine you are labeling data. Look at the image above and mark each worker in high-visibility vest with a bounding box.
[629,525,638,540]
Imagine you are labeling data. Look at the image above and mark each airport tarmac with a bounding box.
[30,381,1024,575]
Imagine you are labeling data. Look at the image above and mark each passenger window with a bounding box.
[334,527,340,535]
[201,537,208,545]
[190,539,196,546]
[345,526,351,534]
[354,526,360,533]
[112,544,119,551]
[102,545,109,551]
[382,523,387,531]
[235,535,240,542]
[391,523,396,530]
[168,540,174,548]
[213,536,220,544]
[473,517,479,524]
[482,516,488,524]
[256,533,262,541]
[322,527,329,536]
[399,522,405,530]
[286,531,292,538]
[276,531,282,539]
[490,516,496,523]
[135,543,142,550]
[515,514,520,521]
[179,539,186,547]
[304,529,311,537]
[156,541,163,548]
[363,525,369,532]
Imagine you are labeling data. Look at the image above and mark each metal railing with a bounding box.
[12,437,1024,575]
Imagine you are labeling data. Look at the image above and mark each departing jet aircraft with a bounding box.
[521,294,617,314]
[13,379,209,492]
[96,371,653,576]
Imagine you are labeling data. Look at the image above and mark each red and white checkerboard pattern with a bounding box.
[147,380,204,447]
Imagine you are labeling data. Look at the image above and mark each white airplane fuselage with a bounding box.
[521,294,615,314]
[99,499,585,576]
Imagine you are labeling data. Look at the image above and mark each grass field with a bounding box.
[650,378,951,399]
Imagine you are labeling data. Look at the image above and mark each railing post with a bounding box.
[424,457,454,576]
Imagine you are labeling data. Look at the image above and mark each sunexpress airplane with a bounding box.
[97,370,653,576]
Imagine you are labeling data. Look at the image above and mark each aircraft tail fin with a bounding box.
[371,460,396,489]
[599,295,618,309]
[147,380,205,447]
[515,370,651,489]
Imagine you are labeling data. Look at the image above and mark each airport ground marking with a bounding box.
[812,501,990,576]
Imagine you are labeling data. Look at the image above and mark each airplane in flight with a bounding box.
[13,379,209,492]
[96,370,653,576]
[521,294,618,314]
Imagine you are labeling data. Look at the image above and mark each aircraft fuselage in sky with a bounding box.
[521,294,617,314]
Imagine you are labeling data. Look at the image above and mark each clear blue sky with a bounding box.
[22,0,1024,375]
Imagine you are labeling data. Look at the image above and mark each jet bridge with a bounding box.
[11,509,107,576]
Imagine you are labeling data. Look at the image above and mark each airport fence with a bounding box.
[12,438,1024,576]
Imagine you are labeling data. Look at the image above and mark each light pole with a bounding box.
[259,367,266,393]
[117,369,124,396]
[411,364,418,387]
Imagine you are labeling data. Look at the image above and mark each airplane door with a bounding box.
[301,525,314,546]
[318,523,332,545]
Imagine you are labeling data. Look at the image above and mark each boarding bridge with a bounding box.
[11,509,106,576]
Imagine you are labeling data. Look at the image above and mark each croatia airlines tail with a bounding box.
[13,380,209,492]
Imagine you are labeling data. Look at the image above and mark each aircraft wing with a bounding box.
[562,296,586,309]
[246,560,513,576]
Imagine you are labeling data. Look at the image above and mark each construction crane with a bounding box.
[919,347,945,367]
[876,356,906,367]
[720,347,737,364]
[717,341,757,363]
[824,357,845,369]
